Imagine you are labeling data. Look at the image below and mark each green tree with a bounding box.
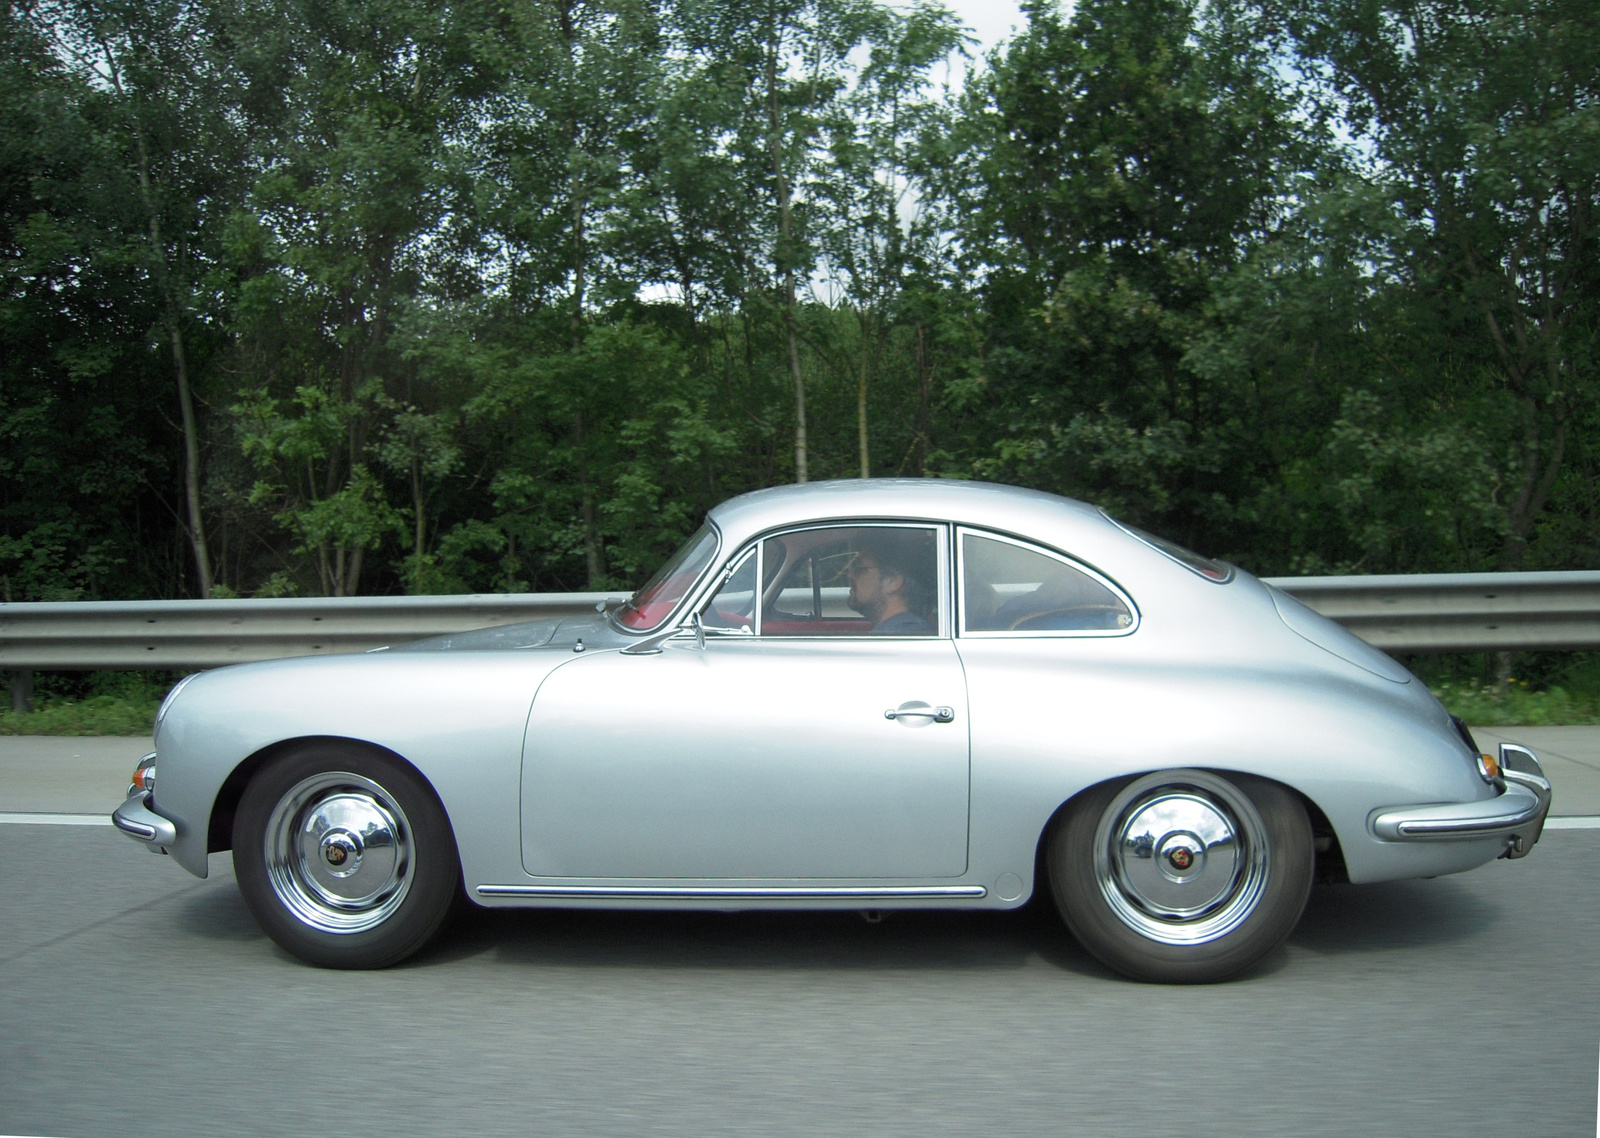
[815,1,964,477]
[221,0,495,594]
[937,0,1306,552]
[1281,0,1600,569]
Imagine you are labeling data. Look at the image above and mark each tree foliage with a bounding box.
[3,0,1597,601]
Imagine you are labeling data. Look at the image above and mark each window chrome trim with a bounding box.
[710,520,952,641]
[955,526,1140,639]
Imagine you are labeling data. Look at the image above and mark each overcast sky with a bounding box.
[939,0,1028,58]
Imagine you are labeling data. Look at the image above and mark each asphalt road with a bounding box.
[1,821,1597,1136]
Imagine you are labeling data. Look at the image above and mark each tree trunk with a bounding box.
[344,545,363,597]
[857,310,871,478]
[913,321,931,476]
[575,408,603,588]
[169,322,212,597]
[411,456,426,594]
[105,41,213,598]
[1494,395,1567,571]
[764,6,807,483]
[557,4,604,584]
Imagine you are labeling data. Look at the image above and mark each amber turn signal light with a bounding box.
[1477,752,1501,782]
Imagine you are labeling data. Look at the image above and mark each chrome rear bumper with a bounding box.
[112,791,177,852]
[1370,744,1552,859]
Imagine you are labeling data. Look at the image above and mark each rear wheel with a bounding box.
[1047,769,1312,983]
[233,744,460,968]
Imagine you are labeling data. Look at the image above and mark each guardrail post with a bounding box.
[9,669,32,714]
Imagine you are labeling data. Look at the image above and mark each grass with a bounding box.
[0,693,162,736]
[0,671,170,736]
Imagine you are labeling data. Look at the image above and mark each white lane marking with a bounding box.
[0,812,112,826]
[1543,816,1600,830]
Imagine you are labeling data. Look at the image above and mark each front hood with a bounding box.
[391,612,629,653]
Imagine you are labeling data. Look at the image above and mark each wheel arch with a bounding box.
[1029,768,1346,902]
[207,735,447,854]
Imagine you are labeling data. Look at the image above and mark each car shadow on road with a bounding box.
[417,897,1124,978]
[170,877,262,944]
[1289,878,1499,955]
[169,873,1500,978]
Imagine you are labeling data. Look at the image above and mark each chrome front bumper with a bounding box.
[1370,744,1552,859]
[112,791,178,852]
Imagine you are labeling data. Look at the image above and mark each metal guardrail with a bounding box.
[2,571,1600,672]
[1263,571,1600,653]
[0,593,617,669]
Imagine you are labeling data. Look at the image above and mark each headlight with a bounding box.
[128,753,157,799]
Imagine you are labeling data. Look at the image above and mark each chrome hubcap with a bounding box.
[264,773,413,934]
[1094,771,1269,945]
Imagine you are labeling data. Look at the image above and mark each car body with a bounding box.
[114,479,1552,980]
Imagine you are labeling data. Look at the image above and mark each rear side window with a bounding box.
[1105,514,1234,583]
[960,531,1135,635]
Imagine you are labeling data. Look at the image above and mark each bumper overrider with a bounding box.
[1370,744,1552,859]
[112,752,178,853]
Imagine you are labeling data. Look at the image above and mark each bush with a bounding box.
[1432,680,1600,727]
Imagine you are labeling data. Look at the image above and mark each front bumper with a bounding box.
[112,791,178,852]
[1370,744,1552,859]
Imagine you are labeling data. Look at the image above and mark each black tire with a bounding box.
[1047,769,1313,983]
[233,743,461,969]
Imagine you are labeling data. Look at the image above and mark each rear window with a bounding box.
[1105,514,1234,583]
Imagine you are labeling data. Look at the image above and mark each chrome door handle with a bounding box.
[884,705,955,723]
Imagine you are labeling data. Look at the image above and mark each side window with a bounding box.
[960,531,1134,634]
[761,525,942,637]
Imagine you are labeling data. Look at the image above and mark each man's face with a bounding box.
[847,552,890,621]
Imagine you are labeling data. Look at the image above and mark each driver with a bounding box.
[846,534,936,635]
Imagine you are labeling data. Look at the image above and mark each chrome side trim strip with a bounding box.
[475,884,988,900]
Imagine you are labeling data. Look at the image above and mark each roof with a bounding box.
[706,478,1105,547]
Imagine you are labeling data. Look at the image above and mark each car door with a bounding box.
[520,523,970,880]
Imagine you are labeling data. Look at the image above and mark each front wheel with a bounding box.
[233,744,461,968]
[1047,769,1312,983]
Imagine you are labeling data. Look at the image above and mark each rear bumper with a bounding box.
[111,791,178,852]
[1369,744,1552,859]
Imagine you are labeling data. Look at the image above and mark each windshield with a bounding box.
[616,524,721,631]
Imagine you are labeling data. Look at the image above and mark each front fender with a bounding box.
[152,650,575,882]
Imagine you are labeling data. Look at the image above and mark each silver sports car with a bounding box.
[114,479,1552,981]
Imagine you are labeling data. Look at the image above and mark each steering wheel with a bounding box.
[1008,605,1128,632]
